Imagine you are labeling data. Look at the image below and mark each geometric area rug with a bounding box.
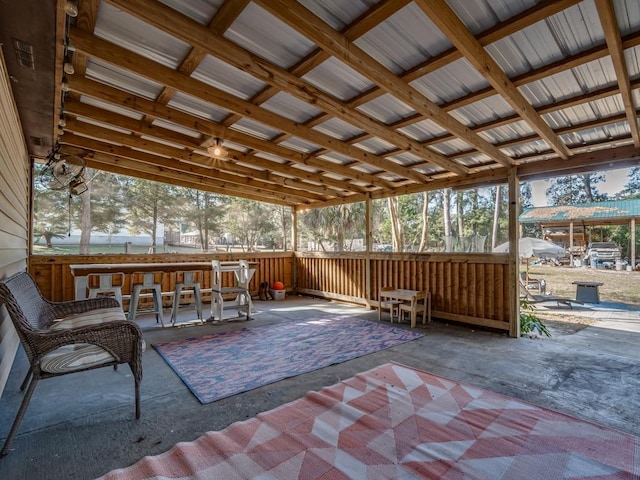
[98,362,640,479]
[152,316,425,404]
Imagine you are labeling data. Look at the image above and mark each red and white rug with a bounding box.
[98,362,640,479]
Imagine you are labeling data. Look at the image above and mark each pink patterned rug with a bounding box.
[98,362,640,479]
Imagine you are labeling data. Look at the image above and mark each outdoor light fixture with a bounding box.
[207,138,228,159]
[61,76,70,92]
[58,114,66,128]
[64,0,78,17]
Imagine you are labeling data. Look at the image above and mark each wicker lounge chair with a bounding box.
[0,272,144,456]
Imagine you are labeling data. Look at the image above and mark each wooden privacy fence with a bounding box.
[296,252,511,332]
[30,251,511,332]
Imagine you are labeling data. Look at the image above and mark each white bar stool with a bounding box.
[128,271,165,327]
[171,270,204,326]
[87,272,125,307]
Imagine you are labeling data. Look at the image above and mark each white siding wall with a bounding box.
[0,50,30,396]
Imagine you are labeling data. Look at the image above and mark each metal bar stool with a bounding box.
[171,270,204,326]
[128,271,165,327]
[87,272,125,307]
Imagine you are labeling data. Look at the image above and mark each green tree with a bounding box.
[299,203,365,251]
[546,173,607,205]
[619,167,640,198]
[32,164,70,249]
[182,189,226,251]
[123,178,181,253]
[224,198,276,252]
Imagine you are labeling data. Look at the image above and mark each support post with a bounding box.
[569,222,574,267]
[631,218,636,270]
[365,195,372,309]
[291,208,298,290]
[508,168,520,338]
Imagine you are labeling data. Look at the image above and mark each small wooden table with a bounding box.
[378,288,430,328]
[572,280,603,303]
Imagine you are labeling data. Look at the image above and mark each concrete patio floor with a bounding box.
[1,295,640,479]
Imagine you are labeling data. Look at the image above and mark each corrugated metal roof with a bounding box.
[521,199,640,223]
[22,0,640,207]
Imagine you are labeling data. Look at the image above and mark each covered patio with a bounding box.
[2,0,640,477]
[2,297,640,478]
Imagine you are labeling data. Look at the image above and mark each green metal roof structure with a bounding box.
[520,199,640,226]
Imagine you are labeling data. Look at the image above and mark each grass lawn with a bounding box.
[524,263,640,305]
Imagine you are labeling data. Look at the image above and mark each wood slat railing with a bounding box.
[296,252,511,331]
[30,251,512,332]
[29,252,295,303]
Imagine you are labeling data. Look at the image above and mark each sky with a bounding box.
[529,167,631,207]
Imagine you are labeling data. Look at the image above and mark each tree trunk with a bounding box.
[457,191,464,240]
[388,197,404,252]
[443,188,452,250]
[79,183,92,255]
[418,192,429,252]
[582,174,595,202]
[492,185,501,249]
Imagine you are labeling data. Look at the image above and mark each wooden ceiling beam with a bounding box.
[220,0,410,129]
[415,0,571,161]
[259,0,514,168]
[346,0,582,110]
[326,30,640,151]
[139,0,249,135]
[69,29,428,185]
[63,120,330,203]
[79,153,297,206]
[595,0,640,147]
[67,76,381,193]
[441,30,640,114]
[105,0,464,178]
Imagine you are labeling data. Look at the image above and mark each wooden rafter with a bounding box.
[66,76,384,193]
[415,0,571,160]
[32,0,638,208]
[69,29,436,185]
[258,0,514,168]
[594,0,640,147]
[105,0,468,178]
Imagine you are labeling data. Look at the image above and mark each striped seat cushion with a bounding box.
[52,306,126,329]
[40,343,115,373]
[42,307,144,374]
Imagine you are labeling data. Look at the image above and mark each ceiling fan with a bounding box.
[39,147,88,195]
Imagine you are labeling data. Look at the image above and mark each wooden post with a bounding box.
[508,168,520,338]
[631,218,636,270]
[365,195,372,309]
[291,208,298,289]
[569,221,574,267]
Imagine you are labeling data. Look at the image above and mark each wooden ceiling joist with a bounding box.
[11,0,639,208]
[259,0,515,169]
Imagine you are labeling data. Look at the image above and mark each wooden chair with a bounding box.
[0,271,143,456]
[399,290,431,328]
[378,287,403,323]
